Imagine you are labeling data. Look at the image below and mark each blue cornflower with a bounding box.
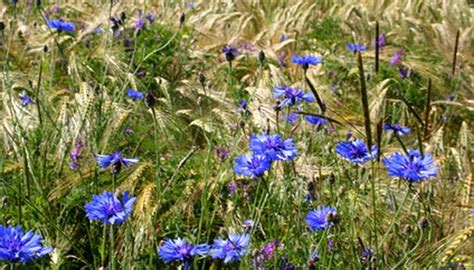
[291,54,322,68]
[281,113,299,125]
[47,19,75,32]
[336,139,378,164]
[159,237,209,270]
[273,86,314,108]
[127,89,144,100]
[249,133,297,161]
[384,124,411,136]
[382,149,438,183]
[210,233,250,264]
[19,91,33,107]
[0,225,52,263]
[84,191,136,224]
[222,45,238,62]
[306,206,337,231]
[233,154,271,178]
[306,115,329,126]
[346,44,367,53]
[96,151,139,174]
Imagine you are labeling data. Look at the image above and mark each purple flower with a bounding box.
[249,133,297,161]
[448,92,456,101]
[159,237,209,270]
[188,2,196,9]
[390,49,404,66]
[84,191,136,224]
[47,19,75,32]
[253,240,284,269]
[233,154,271,178]
[346,44,367,53]
[273,86,314,108]
[145,13,155,23]
[242,219,255,231]
[280,34,287,42]
[306,206,337,231]
[210,233,250,264]
[291,54,322,68]
[228,181,237,196]
[96,151,139,174]
[69,140,84,170]
[127,89,144,100]
[0,225,52,262]
[336,139,378,164]
[217,148,230,161]
[398,66,412,79]
[383,149,438,183]
[373,33,385,49]
[281,113,299,125]
[222,45,239,62]
[327,239,335,252]
[19,91,33,107]
[278,52,287,67]
[384,124,411,136]
[133,18,145,31]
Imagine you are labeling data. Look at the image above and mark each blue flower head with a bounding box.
[306,206,337,231]
[274,86,314,108]
[0,225,52,263]
[249,133,297,161]
[84,191,136,224]
[127,89,144,100]
[384,124,411,136]
[291,54,322,68]
[159,237,209,270]
[281,113,299,125]
[346,44,367,53]
[96,151,139,174]
[210,233,250,264]
[336,139,378,164]
[222,45,238,62]
[383,149,438,183]
[47,19,75,32]
[19,91,33,107]
[233,154,271,178]
[306,115,329,126]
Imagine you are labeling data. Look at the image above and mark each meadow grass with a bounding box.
[0,0,473,269]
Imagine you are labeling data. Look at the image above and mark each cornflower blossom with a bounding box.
[84,191,136,224]
[336,139,378,164]
[222,45,238,62]
[249,133,297,161]
[210,233,250,264]
[306,115,329,127]
[47,19,75,32]
[159,237,209,270]
[233,154,271,178]
[96,151,139,174]
[19,91,33,107]
[273,86,314,108]
[384,124,411,136]
[127,89,144,100]
[253,240,284,269]
[0,225,52,263]
[291,54,322,67]
[383,149,438,183]
[346,44,367,53]
[306,206,337,231]
[281,113,299,125]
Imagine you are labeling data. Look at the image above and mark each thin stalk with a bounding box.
[370,161,379,257]
[423,79,432,140]
[451,29,460,76]
[357,51,372,149]
[101,224,107,267]
[380,185,411,250]
[393,134,409,155]
[375,21,380,74]
[110,225,116,270]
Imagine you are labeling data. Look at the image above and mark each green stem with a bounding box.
[110,225,116,270]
